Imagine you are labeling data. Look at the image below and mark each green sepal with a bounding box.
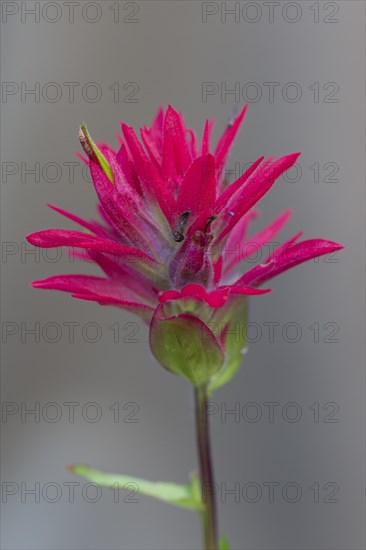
[208,298,248,395]
[79,122,114,182]
[68,464,204,511]
[150,310,224,387]
[219,535,230,549]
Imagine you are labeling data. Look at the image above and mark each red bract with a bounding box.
[27,105,343,388]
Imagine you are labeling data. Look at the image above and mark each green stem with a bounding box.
[194,385,218,550]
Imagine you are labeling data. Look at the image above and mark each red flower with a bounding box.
[27,105,343,388]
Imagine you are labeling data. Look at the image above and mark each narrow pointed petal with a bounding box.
[213,256,223,285]
[177,154,216,219]
[97,143,134,191]
[201,119,214,155]
[264,231,303,263]
[162,105,191,186]
[219,285,271,296]
[88,251,158,303]
[215,104,248,178]
[220,209,259,273]
[26,229,158,273]
[238,239,344,287]
[115,142,142,194]
[32,273,126,297]
[122,123,175,225]
[224,209,292,274]
[72,293,155,322]
[217,153,301,243]
[90,162,165,254]
[47,204,106,237]
[32,273,155,305]
[215,156,265,213]
[140,126,162,169]
[186,128,198,158]
[150,105,165,153]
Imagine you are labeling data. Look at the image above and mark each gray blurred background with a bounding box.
[1,1,365,549]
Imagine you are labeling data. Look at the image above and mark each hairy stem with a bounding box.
[194,385,218,550]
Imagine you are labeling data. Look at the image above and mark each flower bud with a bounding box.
[149,304,224,387]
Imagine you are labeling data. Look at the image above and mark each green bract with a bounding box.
[150,312,225,387]
[208,299,248,394]
[79,122,114,182]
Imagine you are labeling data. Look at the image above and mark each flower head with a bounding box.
[27,105,343,389]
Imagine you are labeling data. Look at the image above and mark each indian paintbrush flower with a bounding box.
[27,104,342,389]
[27,105,343,550]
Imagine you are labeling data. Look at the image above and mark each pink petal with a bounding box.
[140,126,162,170]
[221,208,259,272]
[47,204,106,237]
[224,209,292,274]
[98,144,135,192]
[116,142,142,194]
[264,232,303,263]
[178,284,228,307]
[201,119,214,155]
[177,154,216,219]
[213,256,223,285]
[219,285,271,296]
[215,104,248,179]
[215,156,265,213]
[158,282,269,308]
[122,123,175,225]
[162,105,191,187]
[217,153,301,243]
[90,162,162,253]
[237,239,344,286]
[186,128,198,158]
[158,284,227,307]
[34,270,153,301]
[32,273,121,295]
[150,105,165,154]
[26,229,157,268]
[72,293,155,322]
[89,251,158,303]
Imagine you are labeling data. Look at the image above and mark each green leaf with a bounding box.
[219,535,230,549]
[208,299,248,394]
[68,464,203,511]
[79,122,114,182]
[150,312,224,387]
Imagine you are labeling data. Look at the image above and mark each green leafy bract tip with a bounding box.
[79,122,114,182]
